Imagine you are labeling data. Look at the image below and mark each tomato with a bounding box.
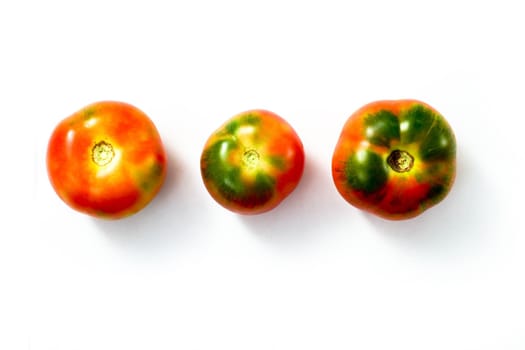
[200,109,305,214]
[47,101,167,219]
[332,100,456,220]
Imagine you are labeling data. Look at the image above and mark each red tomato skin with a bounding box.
[47,101,167,219]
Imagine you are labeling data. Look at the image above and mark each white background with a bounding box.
[1,0,524,349]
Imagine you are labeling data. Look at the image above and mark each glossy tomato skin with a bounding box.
[47,101,167,219]
[200,110,305,214]
[332,100,456,220]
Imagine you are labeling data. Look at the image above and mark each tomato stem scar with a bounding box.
[243,149,260,170]
[92,141,115,166]
[387,149,414,173]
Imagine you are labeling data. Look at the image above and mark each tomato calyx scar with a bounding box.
[242,149,260,170]
[387,149,414,173]
[92,141,115,166]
